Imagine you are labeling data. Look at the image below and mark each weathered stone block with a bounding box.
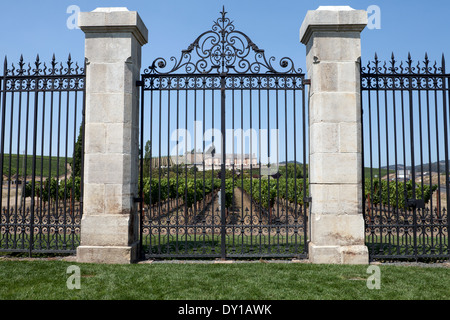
[309,212,365,246]
[77,244,139,264]
[308,61,360,94]
[339,122,361,153]
[309,92,361,124]
[310,122,339,154]
[309,153,361,184]
[310,183,362,215]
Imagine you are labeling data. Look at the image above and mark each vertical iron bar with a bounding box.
[15,79,24,250]
[46,77,54,249]
[293,82,298,252]
[149,81,154,254]
[302,80,308,256]
[6,73,15,250]
[392,73,400,256]
[71,86,78,251]
[220,75,226,260]
[175,80,180,254]
[0,57,7,249]
[184,87,189,255]
[149,78,159,253]
[157,86,162,254]
[258,80,262,254]
[63,82,71,251]
[240,84,244,254]
[210,85,215,254]
[433,76,441,256]
[384,86,391,255]
[443,56,450,259]
[231,85,236,253]
[375,68,383,256]
[425,70,433,256]
[284,79,289,253]
[24,83,31,250]
[29,63,40,257]
[139,78,145,258]
[249,83,253,252]
[266,78,271,253]
[367,63,375,257]
[193,85,197,252]
[53,88,60,250]
[407,55,418,260]
[202,83,206,253]
[417,72,425,255]
[80,65,86,251]
[275,79,280,253]
[39,88,46,250]
[166,84,171,254]
[400,74,407,255]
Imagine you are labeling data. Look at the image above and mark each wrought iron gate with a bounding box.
[361,53,450,260]
[138,9,309,259]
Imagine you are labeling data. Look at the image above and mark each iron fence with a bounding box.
[0,54,85,255]
[361,53,450,260]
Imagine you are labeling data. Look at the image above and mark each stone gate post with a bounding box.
[300,6,369,264]
[76,8,148,264]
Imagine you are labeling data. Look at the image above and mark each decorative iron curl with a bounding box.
[143,7,303,76]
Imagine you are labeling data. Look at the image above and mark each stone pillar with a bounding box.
[300,6,369,264]
[76,8,148,264]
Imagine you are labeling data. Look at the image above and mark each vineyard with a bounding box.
[140,175,309,257]
[141,177,308,218]
[364,179,438,209]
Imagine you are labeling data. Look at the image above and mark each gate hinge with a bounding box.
[304,197,312,203]
[406,199,425,209]
[136,80,145,87]
[134,197,143,203]
[303,79,311,85]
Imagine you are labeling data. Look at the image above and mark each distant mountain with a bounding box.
[279,161,303,165]
[381,160,448,174]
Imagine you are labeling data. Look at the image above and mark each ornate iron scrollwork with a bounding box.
[143,7,302,76]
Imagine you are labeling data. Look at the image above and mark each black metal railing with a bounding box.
[361,53,450,260]
[0,54,85,255]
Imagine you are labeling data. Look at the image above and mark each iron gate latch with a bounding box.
[406,199,425,209]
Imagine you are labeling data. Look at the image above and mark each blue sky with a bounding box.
[1,0,449,168]
[0,0,449,70]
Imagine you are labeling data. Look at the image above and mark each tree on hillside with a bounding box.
[71,125,83,178]
[143,140,152,177]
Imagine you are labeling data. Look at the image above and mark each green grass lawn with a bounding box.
[0,259,448,300]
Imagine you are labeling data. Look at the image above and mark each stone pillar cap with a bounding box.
[79,7,148,46]
[300,6,367,44]
[92,7,130,13]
